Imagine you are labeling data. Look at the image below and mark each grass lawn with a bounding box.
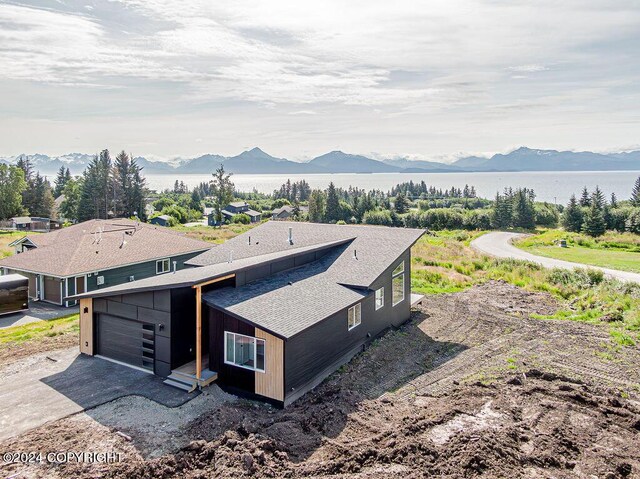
[515,230,640,273]
[0,314,79,345]
[0,230,29,258]
[172,222,258,244]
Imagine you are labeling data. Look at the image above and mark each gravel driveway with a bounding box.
[471,231,640,283]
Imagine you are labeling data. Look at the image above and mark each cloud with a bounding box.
[508,65,548,73]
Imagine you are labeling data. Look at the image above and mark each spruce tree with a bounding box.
[53,166,70,198]
[325,182,340,222]
[394,192,409,214]
[592,186,605,209]
[582,195,606,237]
[580,186,591,207]
[562,195,583,232]
[210,165,234,226]
[631,176,640,206]
[511,189,536,229]
[308,190,325,223]
[610,192,618,208]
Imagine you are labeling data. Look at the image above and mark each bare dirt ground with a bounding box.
[2,281,639,479]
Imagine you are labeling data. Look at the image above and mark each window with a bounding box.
[375,287,384,310]
[224,332,265,372]
[392,260,405,306]
[348,302,361,330]
[156,258,170,274]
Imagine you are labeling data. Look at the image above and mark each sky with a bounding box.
[0,0,639,162]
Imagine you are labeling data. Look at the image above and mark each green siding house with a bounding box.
[0,219,212,306]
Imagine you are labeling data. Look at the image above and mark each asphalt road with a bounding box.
[471,231,640,283]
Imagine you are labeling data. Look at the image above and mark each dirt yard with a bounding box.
[2,281,639,478]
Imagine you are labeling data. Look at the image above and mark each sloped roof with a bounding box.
[0,219,212,277]
[187,221,424,289]
[229,201,248,208]
[68,238,352,299]
[203,244,367,338]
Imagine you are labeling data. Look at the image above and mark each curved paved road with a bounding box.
[471,232,640,283]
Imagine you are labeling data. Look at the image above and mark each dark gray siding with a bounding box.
[86,251,204,292]
[94,289,173,377]
[283,248,412,404]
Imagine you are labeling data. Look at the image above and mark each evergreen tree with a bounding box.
[491,191,512,228]
[592,186,605,209]
[30,173,55,217]
[394,192,409,214]
[631,176,640,206]
[511,189,536,229]
[610,192,618,208]
[325,182,340,223]
[16,155,35,214]
[308,190,325,223]
[77,150,112,221]
[210,165,234,225]
[53,166,71,197]
[582,195,606,237]
[190,189,202,212]
[580,186,591,207]
[562,194,583,232]
[112,151,131,217]
[0,164,27,220]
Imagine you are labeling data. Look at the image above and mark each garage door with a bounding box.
[96,314,155,372]
[43,276,62,304]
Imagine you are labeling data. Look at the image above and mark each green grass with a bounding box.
[171,222,259,244]
[515,230,640,273]
[0,314,79,345]
[411,231,640,341]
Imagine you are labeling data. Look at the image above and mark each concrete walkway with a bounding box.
[471,231,640,283]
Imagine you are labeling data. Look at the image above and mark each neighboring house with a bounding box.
[271,205,307,220]
[69,222,425,407]
[3,217,61,232]
[0,219,211,307]
[207,201,262,226]
[150,215,172,227]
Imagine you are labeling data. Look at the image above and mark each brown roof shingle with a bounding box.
[0,219,212,277]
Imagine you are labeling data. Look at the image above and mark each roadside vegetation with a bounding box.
[515,230,640,273]
[173,223,257,244]
[411,231,640,345]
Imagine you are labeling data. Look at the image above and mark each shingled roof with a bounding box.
[187,221,424,289]
[199,222,425,338]
[0,219,212,277]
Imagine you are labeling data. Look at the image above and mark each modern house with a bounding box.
[69,222,425,407]
[0,219,212,306]
[207,202,262,226]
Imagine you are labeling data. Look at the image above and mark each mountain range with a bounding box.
[2,146,640,176]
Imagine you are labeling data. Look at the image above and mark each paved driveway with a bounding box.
[0,302,78,329]
[0,347,197,441]
[471,231,640,283]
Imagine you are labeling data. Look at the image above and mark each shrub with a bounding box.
[363,209,393,226]
[231,213,251,224]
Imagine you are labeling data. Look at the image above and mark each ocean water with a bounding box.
[145,170,640,205]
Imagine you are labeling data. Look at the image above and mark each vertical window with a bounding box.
[392,261,405,306]
[348,302,362,330]
[156,258,170,274]
[375,287,384,310]
[224,332,266,372]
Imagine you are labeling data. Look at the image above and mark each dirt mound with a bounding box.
[105,374,640,479]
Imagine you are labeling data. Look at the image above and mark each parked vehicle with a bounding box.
[0,274,29,316]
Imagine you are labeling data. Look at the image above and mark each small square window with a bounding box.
[156,258,170,274]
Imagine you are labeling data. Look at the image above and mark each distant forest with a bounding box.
[2,153,640,238]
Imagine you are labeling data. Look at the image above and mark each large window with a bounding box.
[375,287,384,310]
[392,261,405,306]
[224,332,265,372]
[156,258,170,275]
[348,302,362,330]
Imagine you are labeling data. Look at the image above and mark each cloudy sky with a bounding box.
[1,0,639,161]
